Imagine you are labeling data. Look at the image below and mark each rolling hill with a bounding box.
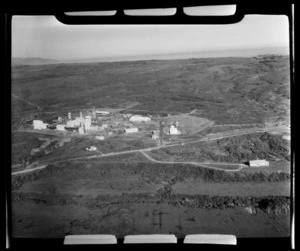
[11,55,290,126]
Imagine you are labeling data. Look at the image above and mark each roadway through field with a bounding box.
[138,151,242,172]
[12,127,271,175]
[12,165,48,175]
[12,128,273,175]
[211,123,263,127]
[12,94,43,111]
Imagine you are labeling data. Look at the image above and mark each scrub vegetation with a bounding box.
[11,55,291,238]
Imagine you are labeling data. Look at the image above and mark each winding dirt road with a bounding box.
[12,123,284,176]
[139,151,242,172]
[12,94,43,111]
[12,165,48,175]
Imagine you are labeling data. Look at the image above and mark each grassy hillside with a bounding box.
[149,132,290,163]
[12,160,290,193]
[11,55,290,125]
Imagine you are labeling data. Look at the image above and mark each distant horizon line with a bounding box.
[12,46,289,64]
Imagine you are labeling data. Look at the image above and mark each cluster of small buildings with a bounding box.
[31,110,273,168]
[32,110,153,136]
[33,111,92,135]
[32,108,184,144]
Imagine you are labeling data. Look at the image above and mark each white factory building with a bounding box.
[56,124,66,131]
[66,119,81,128]
[33,120,48,130]
[170,125,181,135]
[79,127,85,135]
[84,115,92,130]
[249,160,270,167]
[152,130,159,140]
[96,110,110,115]
[129,115,151,122]
[125,127,138,133]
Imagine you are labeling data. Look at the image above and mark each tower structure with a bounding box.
[79,111,85,135]
[158,116,164,146]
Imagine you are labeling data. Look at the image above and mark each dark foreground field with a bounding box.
[12,201,289,238]
[12,161,290,238]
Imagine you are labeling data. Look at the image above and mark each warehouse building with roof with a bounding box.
[33,120,48,130]
[129,115,151,123]
[249,160,269,167]
[125,127,138,133]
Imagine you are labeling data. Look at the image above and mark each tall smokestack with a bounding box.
[159,117,163,146]
[79,111,85,134]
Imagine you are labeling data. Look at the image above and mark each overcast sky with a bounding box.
[12,15,289,60]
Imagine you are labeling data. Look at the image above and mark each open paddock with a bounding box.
[163,114,214,135]
[172,180,290,197]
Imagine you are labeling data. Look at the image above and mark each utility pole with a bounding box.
[79,111,85,135]
[158,116,164,146]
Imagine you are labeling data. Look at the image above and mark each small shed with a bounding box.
[244,206,257,215]
[96,136,105,141]
[86,146,97,151]
[89,146,97,151]
[125,128,138,133]
[249,160,269,167]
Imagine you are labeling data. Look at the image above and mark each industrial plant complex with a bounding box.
[32,109,182,143]
[31,109,271,167]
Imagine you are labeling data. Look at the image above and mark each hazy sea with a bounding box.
[69,46,289,63]
[14,46,289,65]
